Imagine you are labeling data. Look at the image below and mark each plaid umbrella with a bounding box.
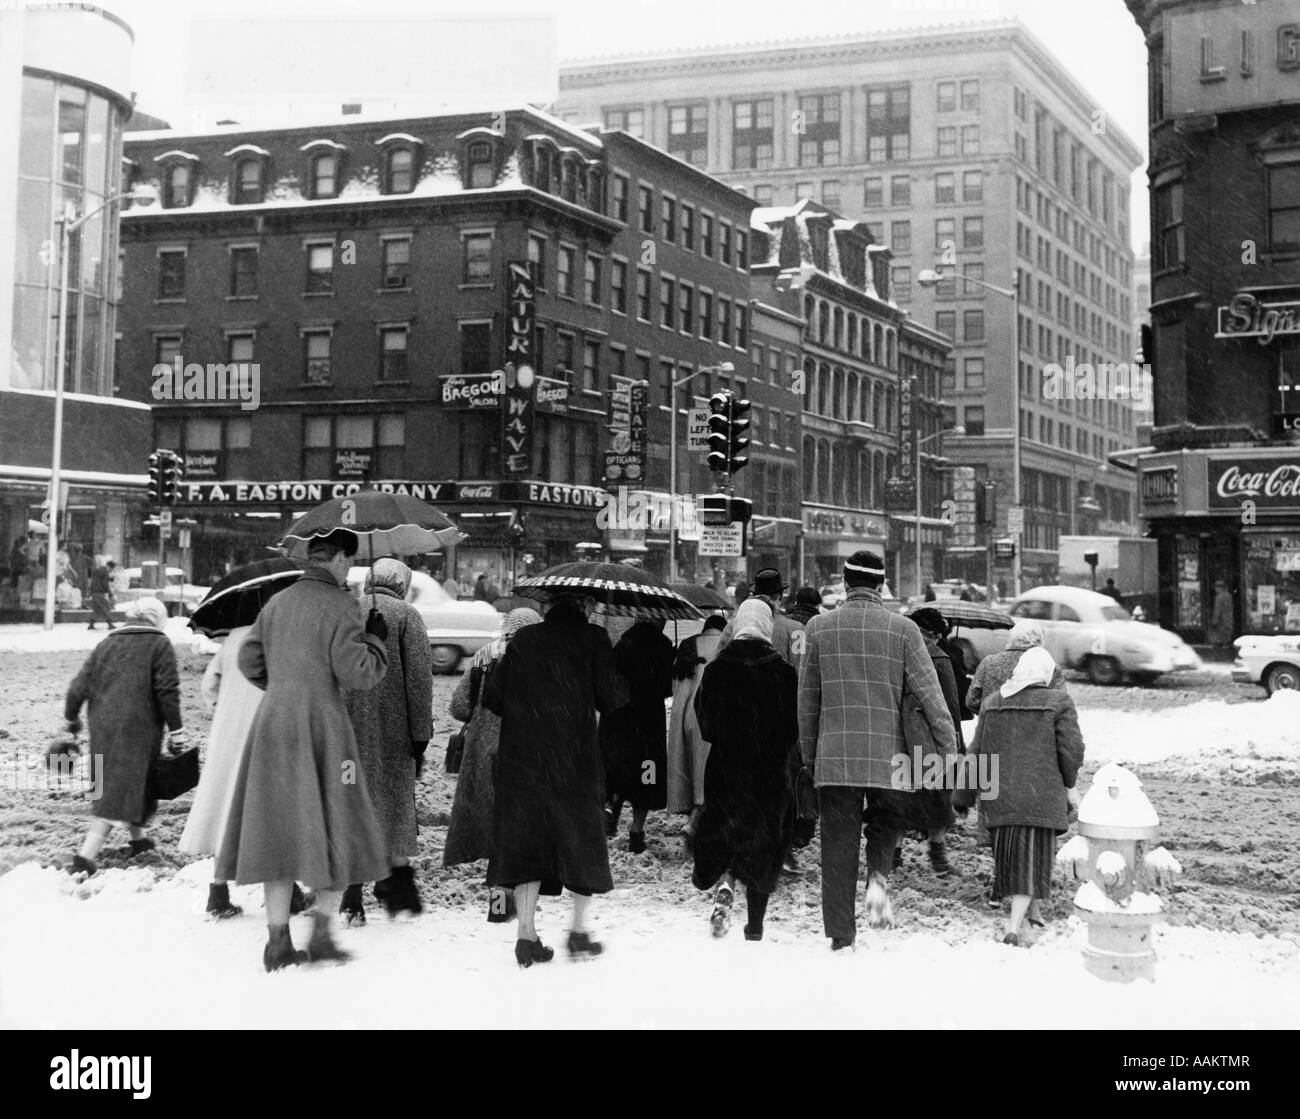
[188,558,303,636]
[514,562,703,622]
[909,600,1014,631]
[277,490,463,560]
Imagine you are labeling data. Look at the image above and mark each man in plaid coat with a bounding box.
[798,550,956,948]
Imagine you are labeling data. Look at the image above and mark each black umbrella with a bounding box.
[669,582,732,611]
[514,562,703,622]
[188,558,304,637]
[277,490,463,559]
[908,600,1014,631]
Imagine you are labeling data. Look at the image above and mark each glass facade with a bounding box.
[10,74,126,397]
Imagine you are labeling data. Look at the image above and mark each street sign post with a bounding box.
[1007,505,1024,535]
[697,522,745,557]
[686,406,711,451]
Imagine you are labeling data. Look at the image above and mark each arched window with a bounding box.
[872,382,882,429]
[818,301,830,345]
[803,295,815,338]
[836,443,850,506]
[885,387,896,432]
[847,315,858,357]
[803,357,815,409]
[386,148,415,194]
[817,363,830,416]
[832,367,845,419]
[833,307,844,351]
[873,324,883,365]
[803,436,817,501]
[163,163,190,208]
[234,158,263,204]
[886,329,896,366]
[309,153,336,199]
[859,450,872,508]
[858,376,870,423]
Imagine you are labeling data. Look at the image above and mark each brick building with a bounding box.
[118,109,761,586]
[1127,0,1300,639]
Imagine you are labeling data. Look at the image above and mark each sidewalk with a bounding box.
[0,618,209,655]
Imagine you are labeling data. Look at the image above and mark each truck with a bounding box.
[1058,536,1158,619]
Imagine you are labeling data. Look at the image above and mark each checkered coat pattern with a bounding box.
[798,588,957,789]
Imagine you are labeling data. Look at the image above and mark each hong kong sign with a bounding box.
[502,260,537,474]
[1217,293,1300,345]
[1208,457,1300,511]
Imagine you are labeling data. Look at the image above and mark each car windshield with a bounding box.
[1101,605,1130,622]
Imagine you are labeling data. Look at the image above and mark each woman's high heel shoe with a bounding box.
[514,938,555,968]
[566,931,604,960]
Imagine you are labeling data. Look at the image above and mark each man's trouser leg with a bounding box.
[819,784,865,942]
[864,788,905,879]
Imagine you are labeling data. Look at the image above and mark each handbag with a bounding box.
[445,665,483,775]
[147,747,200,800]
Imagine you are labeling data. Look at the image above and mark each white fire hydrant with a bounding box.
[1055,763,1182,982]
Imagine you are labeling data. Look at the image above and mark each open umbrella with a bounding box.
[908,600,1014,631]
[277,490,463,561]
[188,557,304,637]
[514,562,703,622]
[669,582,732,611]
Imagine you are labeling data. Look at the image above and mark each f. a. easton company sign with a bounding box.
[173,479,610,508]
[1207,457,1300,511]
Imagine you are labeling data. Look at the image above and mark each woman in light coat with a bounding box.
[666,614,726,847]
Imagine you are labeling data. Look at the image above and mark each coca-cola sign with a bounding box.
[1208,457,1300,511]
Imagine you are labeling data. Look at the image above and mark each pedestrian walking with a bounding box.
[444,607,542,921]
[691,600,799,942]
[798,551,956,948]
[1099,578,1123,604]
[343,559,434,922]
[785,586,821,626]
[481,593,627,967]
[666,614,726,847]
[965,621,1065,714]
[63,597,187,876]
[214,529,391,972]
[602,620,675,852]
[957,647,1085,946]
[720,568,804,666]
[87,559,116,630]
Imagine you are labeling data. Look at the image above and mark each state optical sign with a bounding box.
[1167,6,1300,118]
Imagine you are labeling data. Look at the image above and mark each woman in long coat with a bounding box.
[965,621,1064,713]
[482,594,626,967]
[444,607,541,920]
[666,614,726,846]
[601,620,675,853]
[958,647,1085,945]
[691,600,799,942]
[343,559,433,921]
[179,623,262,918]
[64,596,186,875]
[215,532,390,971]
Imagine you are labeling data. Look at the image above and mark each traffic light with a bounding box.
[976,481,997,526]
[161,450,184,504]
[705,390,751,476]
[147,450,163,507]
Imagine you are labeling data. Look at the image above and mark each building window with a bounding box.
[720,221,733,265]
[381,237,410,289]
[227,333,254,366]
[228,247,258,297]
[937,81,956,113]
[163,164,191,208]
[385,147,415,194]
[661,196,677,241]
[963,309,985,342]
[963,356,985,388]
[660,276,675,329]
[305,244,333,294]
[891,175,910,205]
[754,184,773,205]
[582,338,600,392]
[604,107,644,136]
[893,264,911,302]
[960,79,979,111]
[1268,163,1300,254]
[890,220,911,254]
[527,233,546,288]
[636,267,652,320]
[937,127,957,158]
[463,233,492,285]
[963,215,984,249]
[1154,179,1184,268]
[611,259,627,314]
[964,405,985,436]
[962,169,983,202]
[961,125,980,155]
[864,177,883,207]
[821,180,841,208]
[700,213,715,257]
[935,217,955,249]
[962,261,984,296]
[555,331,575,382]
[736,304,748,349]
[308,153,336,199]
[379,326,408,381]
[799,93,841,166]
[157,250,186,300]
[557,245,575,297]
[733,98,774,169]
[234,158,263,204]
[736,229,748,271]
[637,184,655,233]
[678,281,694,333]
[460,321,492,375]
[585,254,602,304]
[682,203,696,250]
[935,172,955,203]
[936,310,955,339]
[718,297,733,345]
[154,334,183,368]
[304,413,404,480]
[467,141,494,188]
[699,290,713,339]
[668,103,708,167]
[303,331,332,384]
[866,84,910,162]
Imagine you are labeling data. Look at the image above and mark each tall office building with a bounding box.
[558,20,1145,585]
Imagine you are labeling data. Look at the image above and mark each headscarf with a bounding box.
[124,596,167,630]
[472,606,541,668]
[1000,646,1056,698]
[733,598,774,643]
[365,557,412,597]
[1006,620,1045,652]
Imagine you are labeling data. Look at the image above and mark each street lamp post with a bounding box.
[668,361,734,584]
[43,187,157,630]
[914,426,961,602]
[917,266,1022,597]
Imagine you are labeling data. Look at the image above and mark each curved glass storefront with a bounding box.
[10,73,126,397]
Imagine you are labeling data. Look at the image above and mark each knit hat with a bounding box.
[844,550,885,578]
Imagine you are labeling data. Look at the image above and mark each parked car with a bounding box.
[114,564,207,617]
[1231,634,1300,694]
[958,585,1202,685]
[347,566,501,673]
